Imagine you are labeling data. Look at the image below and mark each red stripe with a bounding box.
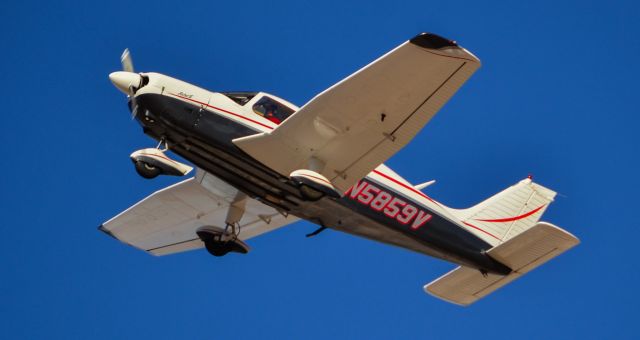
[371,170,440,206]
[462,221,501,241]
[168,93,275,130]
[475,205,545,223]
[138,152,179,165]
[370,169,507,241]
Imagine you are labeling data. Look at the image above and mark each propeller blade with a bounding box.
[129,85,138,119]
[121,48,134,73]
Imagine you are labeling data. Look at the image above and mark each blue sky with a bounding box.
[1,0,638,339]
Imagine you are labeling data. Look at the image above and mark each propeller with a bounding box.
[122,49,138,119]
[120,48,134,73]
[109,48,142,119]
[129,88,139,119]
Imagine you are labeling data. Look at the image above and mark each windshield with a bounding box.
[252,96,294,124]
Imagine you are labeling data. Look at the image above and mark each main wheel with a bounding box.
[134,160,161,179]
[204,241,232,257]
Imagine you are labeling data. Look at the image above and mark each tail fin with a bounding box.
[448,178,557,247]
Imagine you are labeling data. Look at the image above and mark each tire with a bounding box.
[134,160,161,179]
[204,241,231,257]
[299,184,325,201]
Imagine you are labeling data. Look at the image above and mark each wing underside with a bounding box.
[100,170,298,255]
[234,33,481,192]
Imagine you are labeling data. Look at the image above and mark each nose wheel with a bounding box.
[130,139,193,179]
[134,160,161,179]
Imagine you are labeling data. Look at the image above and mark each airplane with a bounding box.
[100,33,579,306]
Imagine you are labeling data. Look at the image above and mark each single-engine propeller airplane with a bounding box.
[101,33,579,305]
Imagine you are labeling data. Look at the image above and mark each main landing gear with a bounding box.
[197,192,251,257]
[196,225,250,257]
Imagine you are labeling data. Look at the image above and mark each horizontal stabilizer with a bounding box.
[424,222,579,306]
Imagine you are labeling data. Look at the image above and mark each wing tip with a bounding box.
[410,33,459,49]
[410,32,481,64]
[423,284,472,307]
[98,224,119,241]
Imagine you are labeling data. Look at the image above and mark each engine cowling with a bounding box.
[290,169,341,200]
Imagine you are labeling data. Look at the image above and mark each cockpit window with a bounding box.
[221,92,257,106]
[252,96,294,124]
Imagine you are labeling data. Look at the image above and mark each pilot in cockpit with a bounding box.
[263,103,281,124]
[252,96,295,125]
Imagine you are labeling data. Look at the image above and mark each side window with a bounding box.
[221,92,257,106]
[252,96,294,124]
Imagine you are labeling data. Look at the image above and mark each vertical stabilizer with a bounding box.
[448,179,557,247]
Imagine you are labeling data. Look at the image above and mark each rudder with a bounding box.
[448,178,557,247]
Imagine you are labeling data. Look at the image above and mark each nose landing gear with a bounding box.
[130,140,193,179]
[134,159,162,179]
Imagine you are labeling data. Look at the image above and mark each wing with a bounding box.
[99,170,298,255]
[234,33,480,192]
